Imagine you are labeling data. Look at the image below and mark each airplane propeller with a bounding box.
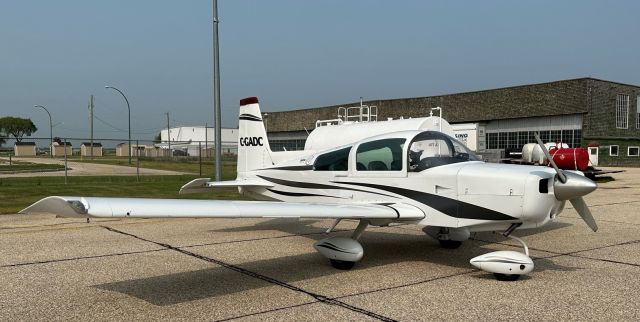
[534,133,598,232]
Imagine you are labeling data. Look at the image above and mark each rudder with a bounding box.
[237,97,272,173]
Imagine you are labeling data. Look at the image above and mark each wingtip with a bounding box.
[19,196,88,218]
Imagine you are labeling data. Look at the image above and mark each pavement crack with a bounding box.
[101,225,397,322]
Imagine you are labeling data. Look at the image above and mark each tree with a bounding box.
[0,117,38,142]
[153,132,161,144]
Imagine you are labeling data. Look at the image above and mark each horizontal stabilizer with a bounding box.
[179,178,273,194]
[20,196,423,220]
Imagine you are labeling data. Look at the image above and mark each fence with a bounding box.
[0,136,237,183]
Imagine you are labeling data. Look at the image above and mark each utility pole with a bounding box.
[205,122,208,159]
[166,112,171,156]
[212,0,222,181]
[89,95,94,160]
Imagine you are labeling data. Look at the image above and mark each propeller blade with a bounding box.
[534,132,566,183]
[569,197,598,232]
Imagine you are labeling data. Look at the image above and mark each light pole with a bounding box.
[34,105,52,158]
[105,86,132,165]
[212,0,222,181]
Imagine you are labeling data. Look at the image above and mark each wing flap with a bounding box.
[179,178,273,194]
[20,196,419,220]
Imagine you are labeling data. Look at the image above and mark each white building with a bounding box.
[159,126,239,156]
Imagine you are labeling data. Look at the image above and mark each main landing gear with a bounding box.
[438,239,463,249]
[314,219,368,270]
[423,226,469,249]
[469,224,534,281]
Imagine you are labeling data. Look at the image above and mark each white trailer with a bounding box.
[452,123,485,151]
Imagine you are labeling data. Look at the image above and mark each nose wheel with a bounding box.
[470,234,534,281]
[494,272,523,281]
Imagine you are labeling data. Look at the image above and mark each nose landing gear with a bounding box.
[470,234,534,281]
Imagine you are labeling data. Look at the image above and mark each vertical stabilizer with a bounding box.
[237,97,272,173]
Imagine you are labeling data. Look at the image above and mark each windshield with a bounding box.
[408,131,480,171]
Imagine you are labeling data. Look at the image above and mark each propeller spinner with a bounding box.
[534,133,598,231]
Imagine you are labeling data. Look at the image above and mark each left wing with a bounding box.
[20,196,424,220]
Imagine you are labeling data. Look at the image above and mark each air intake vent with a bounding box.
[539,179,549,193]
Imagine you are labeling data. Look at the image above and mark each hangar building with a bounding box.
[264,78,640,166]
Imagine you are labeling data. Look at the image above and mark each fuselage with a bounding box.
[240,130,564,232]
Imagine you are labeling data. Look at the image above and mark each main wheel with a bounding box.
[494,273,521,281]
[330,259,355,270]
[438,239,463,249]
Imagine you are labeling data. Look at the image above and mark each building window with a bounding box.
[539,130,550,144]
[610,145,619,156]
[498,132,508,149]
[487,133,498,149]
[518,131,529,147]
[573,129,582,147]
[628,146,640,157]
[616,94,629,129]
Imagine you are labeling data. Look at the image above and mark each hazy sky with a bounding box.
[1,0,639,141]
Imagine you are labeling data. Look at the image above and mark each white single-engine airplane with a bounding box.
[22,97,598,281]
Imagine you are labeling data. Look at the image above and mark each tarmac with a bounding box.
[1,168,639,321]
[0,157,187,177]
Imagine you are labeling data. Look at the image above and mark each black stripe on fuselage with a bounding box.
[334,181,516,221]
[266,188,343,199]
[256,175,398,199]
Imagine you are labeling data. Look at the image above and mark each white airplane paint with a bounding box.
[21,97,598,281]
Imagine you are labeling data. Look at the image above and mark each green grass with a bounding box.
[0,163,66,172]
[0,175,250,214]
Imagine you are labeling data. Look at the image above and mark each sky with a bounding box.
[1,0,639,142]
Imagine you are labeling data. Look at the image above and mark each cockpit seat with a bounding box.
[390,160,403,170]
[367,161,388,171]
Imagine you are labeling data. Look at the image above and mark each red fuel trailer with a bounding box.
[548,145,590,171]
[501,143,624,179]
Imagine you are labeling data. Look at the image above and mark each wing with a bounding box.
[19,196,425,220]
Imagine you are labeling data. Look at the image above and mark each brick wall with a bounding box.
[267,78,592,132]
[583,79,640,166]
[583,79,640,139]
